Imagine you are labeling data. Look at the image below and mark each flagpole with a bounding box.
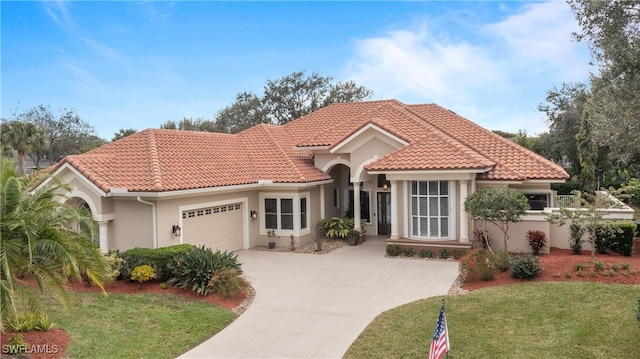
[443,299,449,359]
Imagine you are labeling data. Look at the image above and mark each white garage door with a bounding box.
[182,203,243,252]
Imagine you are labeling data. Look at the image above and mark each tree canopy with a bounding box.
[464,186,530,252]
[1,105,105,169]
[569,0,640,176]
[112,128,137,142]
[212,71,373,133]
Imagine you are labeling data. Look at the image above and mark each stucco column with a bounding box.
[390,180,400,239]
[459,180,469,242]
[98,221,109,252]
[353,182,362,231]
[320,184,326,219]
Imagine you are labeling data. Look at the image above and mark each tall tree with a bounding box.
[537,82,589,177]
[576,98,598,196]
[0,159,110,330]
[214,71,373,132]
[112,128,137,142]
[213,92,269,133]
[0,120,49,175]
[160,117,216,132]
[569,0,640,176]
[4,105,105,166]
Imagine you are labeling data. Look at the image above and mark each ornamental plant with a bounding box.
[459,249,497,282]
[526,230,547,255]
[131,265,155,288]
[510,254,542,280]
[167,246,242,296]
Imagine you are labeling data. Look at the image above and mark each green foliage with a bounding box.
[6,333,27,355]
[594,260,605,271]
[612,178,640,206]
[459,249,498,282]
[386,244,402,257]
[493,251,512,272]
[131,265,155,285]
[214,71,373,133]
[119,244,195,281]
[210,268,249,299]
[526,230,547,255]
[439,248,450,259]
[1,159,110,330]
[593,221,637,256]
[452,250,467,260]
[104,251,123,282]
[637,298,640,325]
[6,310,55,332]
[404,247,415,257]
[464,186,530,252]
[569,222,586,254]
[167,246,242,296]
[574,262,587,271]
[419,249,435,258]
[320,217,356,240]
[510,254,542,280]
[112,128,137,141]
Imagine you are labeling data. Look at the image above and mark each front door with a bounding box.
[377,192,391,236]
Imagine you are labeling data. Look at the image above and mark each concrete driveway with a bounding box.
[179,237,459,358]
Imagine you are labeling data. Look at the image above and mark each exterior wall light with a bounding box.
[250,210,258,220]
[172,225,181,237]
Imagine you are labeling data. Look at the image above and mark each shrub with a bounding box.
[510,254,542,280]
[569,222,586,255]
[574,263,587,271]
[167,246,242,296]
[526,230,547,255]
[611,263,619,270]
[452,250,467,260]
[459,249,497,282]
[210,268,249,299]
[419,249,429,258]
[594,260,605,271]
[565,270,572,278]
[386,244,402,256]
[119,244,195,281]
[131,265,155,287]
[6,311,55,332]
[439,248,450,259]
[622,262,630,270]
[611,221,637,256]
[594,222,617,255]
[104,251,124,282]
[493,251,512,272]
[6,333,28,355]
[404,247,415,257]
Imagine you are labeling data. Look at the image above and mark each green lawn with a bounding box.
[45,291,236,358]
[345,282,640,359]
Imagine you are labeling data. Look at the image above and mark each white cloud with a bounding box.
[343,1,591,133]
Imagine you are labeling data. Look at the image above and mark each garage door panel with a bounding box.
[183,203,243,252]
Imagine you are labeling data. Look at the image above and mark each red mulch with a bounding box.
[1,279,245,359]
[461,245,640,291]
[5,243,640,359]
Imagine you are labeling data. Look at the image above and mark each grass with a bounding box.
[345,282,640,359]
[43,291,236,358]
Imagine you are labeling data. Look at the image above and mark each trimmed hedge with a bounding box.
[594,221,637,256]
[119,244,196,280]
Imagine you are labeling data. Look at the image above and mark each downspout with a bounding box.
[137,197,158,249]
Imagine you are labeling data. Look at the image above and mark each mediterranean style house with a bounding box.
[45,100,583,253]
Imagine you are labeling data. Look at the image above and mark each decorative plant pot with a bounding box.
[268,242,275,249]
[348,237,357,246]
[357,232,366,245]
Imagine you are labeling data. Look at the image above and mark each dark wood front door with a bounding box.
[377,192,391,236]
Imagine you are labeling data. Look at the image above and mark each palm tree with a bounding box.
[1,120,50,175]
[0,159,109,330]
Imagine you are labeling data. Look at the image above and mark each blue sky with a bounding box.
[1,1,592,140]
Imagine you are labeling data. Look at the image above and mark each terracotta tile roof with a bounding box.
[405,104,569,180]
[53,100,567,193]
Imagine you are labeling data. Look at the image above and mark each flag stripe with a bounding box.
[428,304,449,359]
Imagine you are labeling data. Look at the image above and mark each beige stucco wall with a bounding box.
[110,198,154,250]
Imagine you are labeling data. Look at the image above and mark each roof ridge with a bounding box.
[145,130,164,191]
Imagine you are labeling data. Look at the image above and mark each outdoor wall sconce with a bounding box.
[172,225,181,237]
[250,210,258,220]
[383,183,389,190]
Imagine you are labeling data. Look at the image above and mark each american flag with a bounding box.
[428,303,449,359]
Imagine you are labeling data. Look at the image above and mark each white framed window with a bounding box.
[260,192,310,236]
[410,181,450,238]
